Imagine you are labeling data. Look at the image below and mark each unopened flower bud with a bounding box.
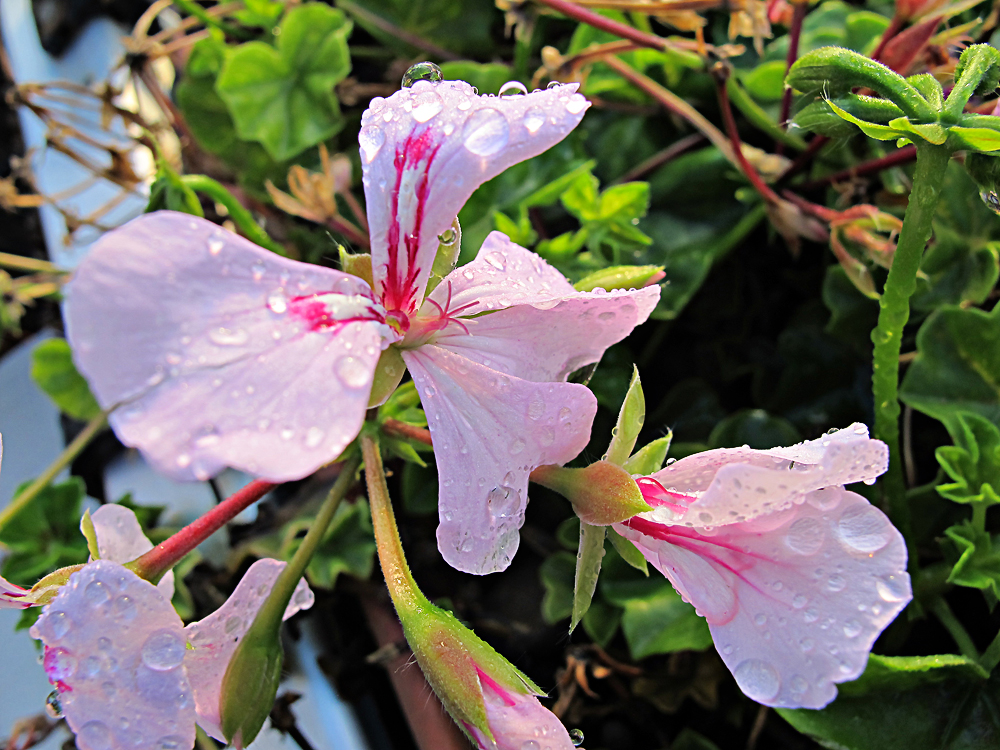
[532,461,650,524]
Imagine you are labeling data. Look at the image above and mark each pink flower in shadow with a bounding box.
[30,506,312,750]
[65,80,659,575]
[614,424,911,708]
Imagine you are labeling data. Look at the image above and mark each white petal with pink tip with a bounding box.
[362,81,589,314]
[65,213,390,482]
[402,346,596,575]
[616,487,910,708]
[183,558,314,740]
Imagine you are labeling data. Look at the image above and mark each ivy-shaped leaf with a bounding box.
[936,413,1000,506]
[217,4,352,160]
[942,520,1000,596]
[899,302,1000,432]
[778,654,998,750]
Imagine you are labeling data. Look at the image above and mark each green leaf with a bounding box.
[31,338,101,420]
[606,366,644,465]
[670,729,723,750]
[826,99,909,141]
[80,510,99,560]
[216,4,352,160]
[899,303,1000,432]
[887,116,948,145]
[741,60,788,101]
[949,126,1000,152]
[623,434,672,475]
[492,210,537,247]
[795,95,905,138]
[571,522,607,633]
[942,520,1000,595]
[582,598,622,647]
[936,413,1000,506]
[615,580,713,659]
[0,477,88,585]
[778,654,998,750]
[284,500,376,589]
[540,551,575,624]
[708,409,802,450]
[606,527,648,575]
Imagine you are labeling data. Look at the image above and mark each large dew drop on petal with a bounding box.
[30,560,196,750]
[65,213,390,482]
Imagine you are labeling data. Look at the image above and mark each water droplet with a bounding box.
[559,406,572,420]
[176,453,192,469]
[402,61,443,88]
[566,94,588,114]
[568,728,585,747]
[48,610,71,639]
[156,735,186,750]
[85,580,110,606]
[79,721,113,750]
[225,616,242,635]
[509,438,525,455]
[485,252,506,271]
[803,607,819,623]
[45,690,63,718]
[843,619,862,638]
[546,81,562,89]
[527,392,545,420]
[360,126,385,162]
[790,675,809,694]
[981,190,1000,214]
[194,424,221,448]
[733,659,781,703]
[523,107,546,133]
[251,260,266,281]
[799,637,814,652]
[208,239,224,256]
[438,227,458,245]
[97,637,112,651]
[209,327,249,346]
[463,108,510,156]
[267,290,288,314]
[45,648,76,682]
[598,311,616,321]
[336,356,370,388]
[521,741,540,750]
[141,630,186,671]
[754,613,767,626]
[281,428,294,441]
[838,505,889,552]
[305,426,325,448]
[499,80,527,96]
[876,574,909,602]
[785,516,825,555]
[113,595,136,621]
[827,574,846,592]
[792,594,808,609]
[412,90,443,123]
[101,681,116,698]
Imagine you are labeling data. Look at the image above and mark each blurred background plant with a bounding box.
[2,0,1000,748]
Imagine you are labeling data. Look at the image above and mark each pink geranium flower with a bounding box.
[64,79,659,574]
[30,505,313,750]
[613,424,911,708]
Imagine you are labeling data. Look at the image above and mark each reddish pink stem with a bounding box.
[534,0,672,50]
[777,1,808,154]
[714,72,781,205]
[130,479,277,581]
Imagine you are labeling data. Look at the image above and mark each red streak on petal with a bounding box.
[383,129,441,315]
[636,477,697,511]
[287,294,384,333]
[477,667,518,708]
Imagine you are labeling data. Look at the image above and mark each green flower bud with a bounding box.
[531,461,651,525]
[573,265,664,293]
[219,620,284,749]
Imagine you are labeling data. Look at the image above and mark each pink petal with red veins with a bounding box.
[65,212,392,482]
[467,670,575,750]
[425,232,576,315]
[183,559,314,740]
[401,346,596,575]
[642,424,888,527]
[616,487,911,708]
[90,504,174,600]
[30,560,196,750]
[426,235,660,382]
[361,81,589,315]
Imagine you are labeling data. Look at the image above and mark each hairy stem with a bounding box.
[361,432,429,613]
[0,411,107,531]
[871,144,950,559]
[130,479,277,581]
[180,175,287,255]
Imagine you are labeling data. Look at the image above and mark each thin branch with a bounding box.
[797,145,917,190]
[337,0,461,61]
[533,0,697,52]
[777,1,808,151]
[713,69,780,204]
[613,133,705,183]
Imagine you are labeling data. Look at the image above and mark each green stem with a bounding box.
[931,597,979,660]
[253,456,360,630]
[0,411,107,531]
[871,144,951,561]
[171,0,254,40]
[360,431,429,614]
[0,252,63,274]
[180,175,286,255]
[980,627,1000,672]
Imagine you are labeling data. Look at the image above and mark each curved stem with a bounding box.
[361,432,429,613]
[0,411,107,531]
[871,144,951,562]
[171,0,253,40]
[130,479,277,582]
[777,2,808,138]
[534,0,697,52]
[180,175,287,255]
[253,457,360,630]
[931,597,979,660]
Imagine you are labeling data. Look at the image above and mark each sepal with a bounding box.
[218,620,284,748]
[531,461,651,525]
